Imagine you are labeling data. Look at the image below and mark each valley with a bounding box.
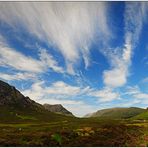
[0,118,148,146]
[0,80,148,147]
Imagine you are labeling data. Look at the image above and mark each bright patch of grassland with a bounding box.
[16,115,37,120]
[132,111,148,120]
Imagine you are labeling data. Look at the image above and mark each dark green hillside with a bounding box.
[85,107,146,119]
[0,105,75,123]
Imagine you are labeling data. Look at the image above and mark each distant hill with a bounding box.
[0,80,74,122]
[43,104,74,116]
[85,107,146,119]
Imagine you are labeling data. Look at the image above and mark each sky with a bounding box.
[0,2,148,117]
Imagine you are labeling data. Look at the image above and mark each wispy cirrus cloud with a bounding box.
[0,72,36,81]
[89,87,121,102]
[125,85,148,105]
[38,47,64,73]
[0,2,111,74]
[103,2,148,88]
[0,40,43,73]
[0,35,64,77]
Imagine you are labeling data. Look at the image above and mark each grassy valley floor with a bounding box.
[0,118,148,147]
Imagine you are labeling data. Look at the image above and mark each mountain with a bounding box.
[43,104,74,116]
[0,80,43,109]
[0,80,74,122]
[85,107,146,119]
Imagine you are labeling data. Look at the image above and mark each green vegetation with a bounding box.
[132,110,148,120]
[0,106,74,123]
[86,107,145,119]
[0,105,148,146]
[0,118,148,146]
[51,133,62,145]
[16,115,37,120]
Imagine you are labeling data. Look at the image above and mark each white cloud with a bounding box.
[46,81,81,96]
[0,72,36,81]
[103,37,132,88]
[22,81,45,101]
[136,93,148,99]
[22,80,82,102]
[38,47,64,73]
[0,39,44,73]
[22,78,120,104]
[0,2,111,74]
[103,42,131,88]
[126,85,148,103]
[118,99,142,108]
[125,86,139,95]
[0,36,64,75]
[22,80,95,100]
[103,66,128,88]
[89,87,120,102]
[103,2,147,88]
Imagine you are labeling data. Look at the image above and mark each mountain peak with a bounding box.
[43,103,74,116]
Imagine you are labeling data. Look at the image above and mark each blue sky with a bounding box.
[0,2,148,117]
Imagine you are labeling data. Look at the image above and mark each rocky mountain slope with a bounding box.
[0,80,74,122]
[0,80,42,109]
[43,104,74,116]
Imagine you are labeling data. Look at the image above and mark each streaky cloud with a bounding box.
[0,2,111,74]
[0,35,64,74]
[103,2,148,88]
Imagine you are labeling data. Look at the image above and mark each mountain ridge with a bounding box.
[43,103,74,116]
[0,80,74,122]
